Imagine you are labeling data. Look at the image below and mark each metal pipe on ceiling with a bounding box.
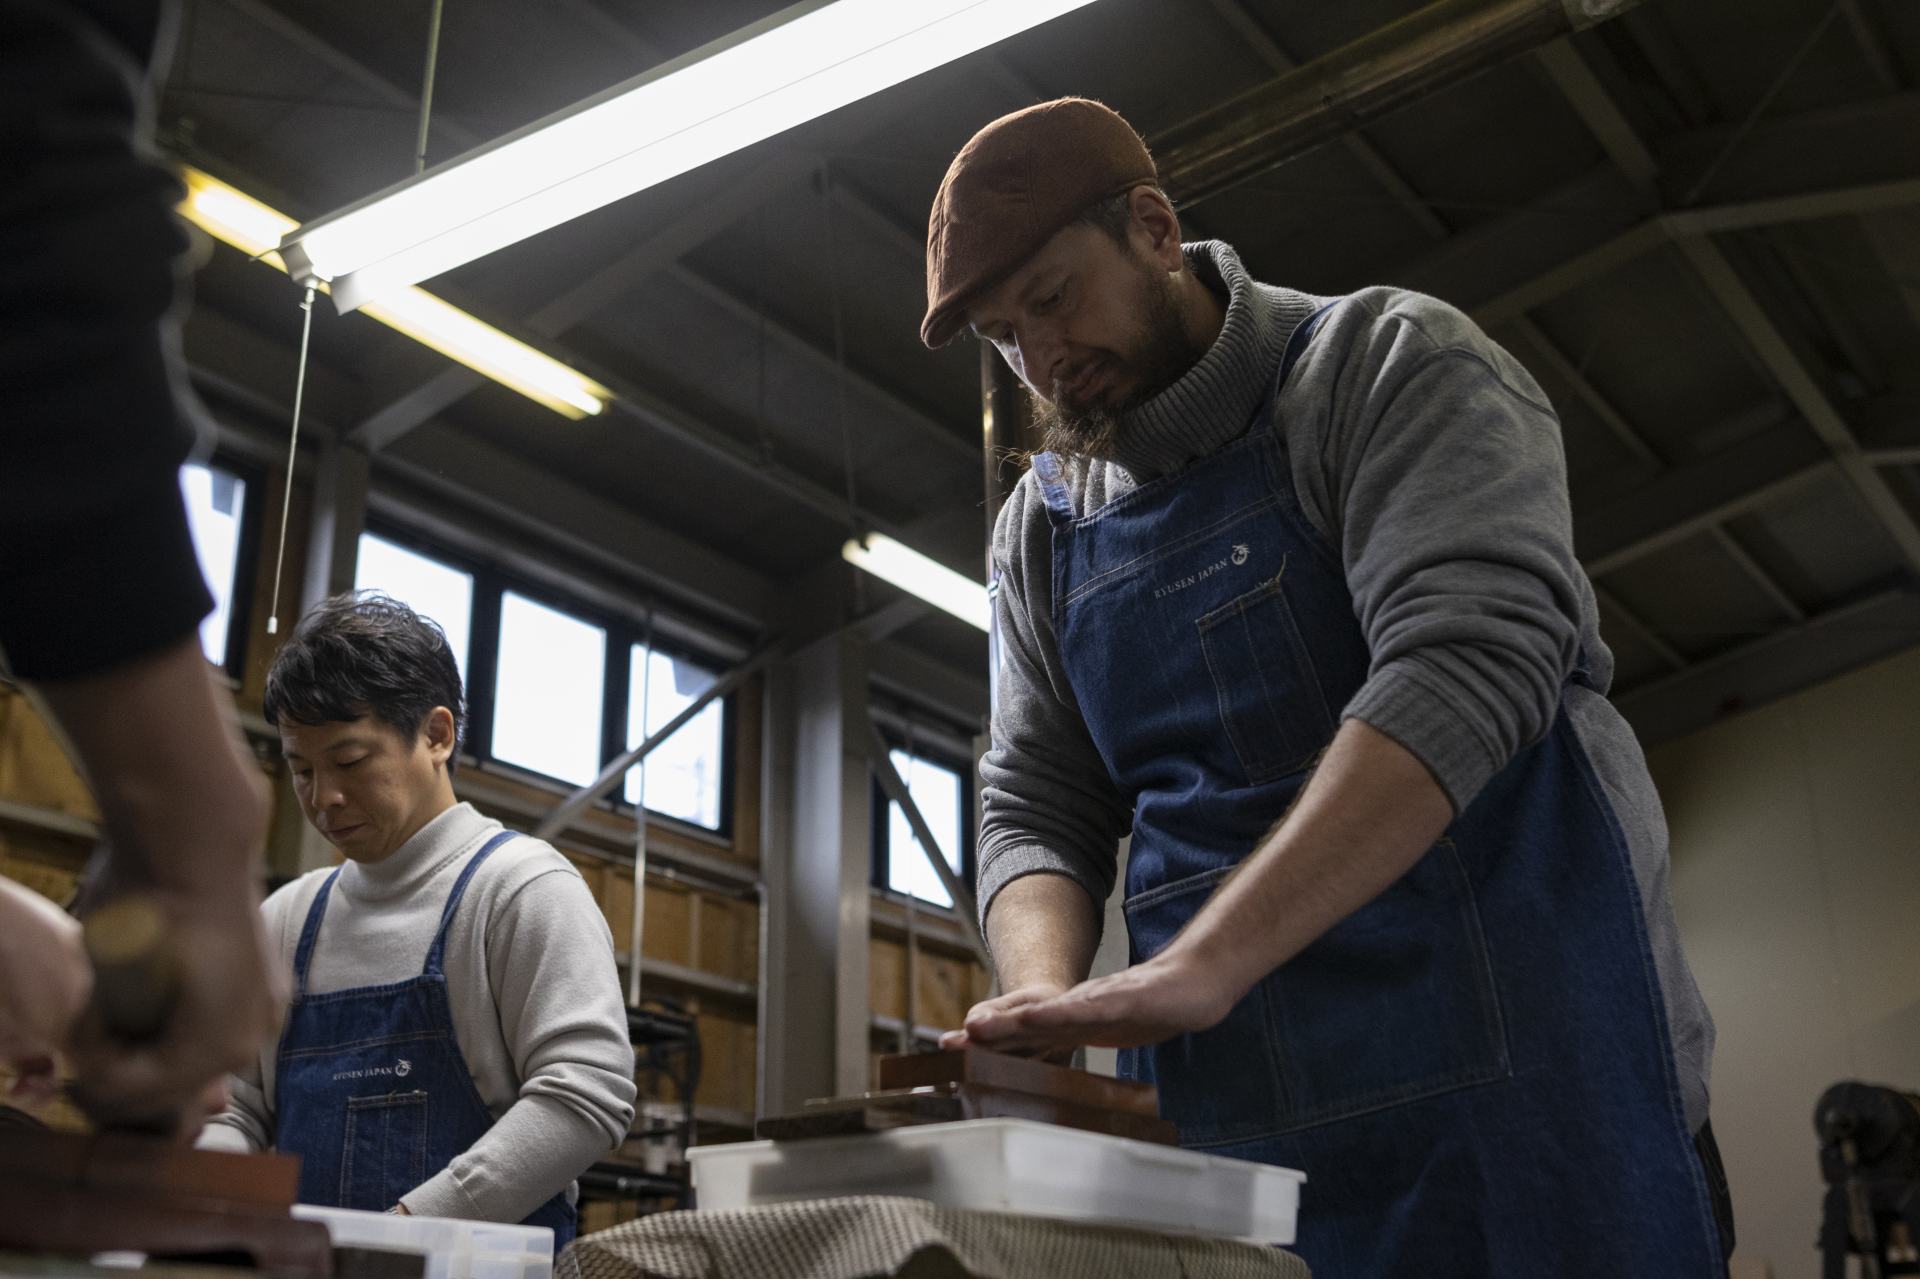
[1153,0,1652,208]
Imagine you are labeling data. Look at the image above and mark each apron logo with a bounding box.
[1152,544,1254,600]
[329,1057,416,1083]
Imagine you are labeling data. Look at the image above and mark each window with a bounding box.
[365,518,738,830]
[880,748,968,908]
[625,644,725,831]
[179,462,249,667]
[355,533,475,683]
[491,592,607,786]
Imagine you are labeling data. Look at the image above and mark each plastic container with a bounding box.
[687,1118,1305,1244]
[290,1204,554,1279]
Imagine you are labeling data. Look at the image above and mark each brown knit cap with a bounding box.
[920,98,1158,349]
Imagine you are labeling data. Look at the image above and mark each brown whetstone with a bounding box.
[877,1048,1160,1119]
[758,1080,1179,1145]
[756,1089,962,1140]
[0,1175,334,1278]
[0,1128,330,1278]
[0,1127,301,1207]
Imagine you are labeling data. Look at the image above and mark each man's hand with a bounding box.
[944,950,1240,1055]
[33,637,286,1131]
[67,890,284,1131]
[940,981,1073,1059]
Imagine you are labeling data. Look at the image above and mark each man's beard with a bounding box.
[1031,262,1208,460]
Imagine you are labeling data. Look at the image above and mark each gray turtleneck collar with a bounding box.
[336,800,487,903]
[1108,240,1330,482]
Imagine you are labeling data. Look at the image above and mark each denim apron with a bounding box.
[1030,309,1724,1276]
[273,831,575,1247]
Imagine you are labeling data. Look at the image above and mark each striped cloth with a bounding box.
[560,1196,1309,1279]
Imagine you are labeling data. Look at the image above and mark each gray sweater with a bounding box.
[198,803,637,1222]
[980,240,1713,1130]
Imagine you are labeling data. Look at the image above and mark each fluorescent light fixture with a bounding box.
[277,0,1105,311]
[178,167,612,419]
[843,533,989,631]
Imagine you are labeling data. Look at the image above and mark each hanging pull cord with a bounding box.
[415,0,446,175]
[265,285,318,636]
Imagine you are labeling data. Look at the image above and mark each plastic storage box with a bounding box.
[687,1118,1305,1245]
[290,1205,554,1279]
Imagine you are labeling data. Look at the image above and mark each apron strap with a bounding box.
[422,830,519,978]
[1278,299,1341,389]
[1028,450,1077,524]
[289,868,345,999]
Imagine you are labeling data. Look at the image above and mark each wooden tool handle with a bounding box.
[82,896,178,1042]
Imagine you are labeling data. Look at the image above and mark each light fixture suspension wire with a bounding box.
[754,204,774,465]
[415,0,447,175]
[265,285,319,636]
[627,605,655,1009]
[822,161,861,541]
[900,715,919,1053]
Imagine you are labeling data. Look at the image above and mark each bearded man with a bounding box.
[924,97,1734,1279]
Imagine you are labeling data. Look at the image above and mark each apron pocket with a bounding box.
[1258,837,1509,1136]
[1127,841,1510,1147]
[1123,866,1292,1146]
[1195,571,1336,784]
[340,1090,431,1212]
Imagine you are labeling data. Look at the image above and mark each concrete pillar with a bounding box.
[759,628,873,1113]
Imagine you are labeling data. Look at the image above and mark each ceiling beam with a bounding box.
[1616,6,1716,127]
[1708,526,1806,623]
[1197,0,1453,240]
[1838,0,1907,94]
[1578,410,1828,575]
[662,264,975,465]
[1151,0,1655,208]
[346,147,819,449]
[1671,234,1920,579]
[1856,207,1920,341]
[1593,583,1686,670]
[1655,89,1920,207]
[1614,586,1920,745]
[1533,37,1659,190]
[1508,316,1662,467]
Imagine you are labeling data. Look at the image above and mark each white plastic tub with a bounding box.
[290,1204,554,1279]
[687,1118,1305,1245]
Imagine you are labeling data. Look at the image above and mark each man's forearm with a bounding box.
[1171,717,1456,1005]
[984,872,1101,992]
[33,637,266,902]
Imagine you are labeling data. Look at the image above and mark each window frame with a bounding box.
[618,633,737,840]
[362,520,736,839]
[869,735,977,912]
[185,454,264,678]
[486,577,616,792]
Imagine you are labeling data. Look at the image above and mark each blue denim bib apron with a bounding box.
[1030,308,1723,1276]
[273,831,575,1247]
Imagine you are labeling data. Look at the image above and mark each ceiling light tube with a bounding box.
[179,167,611,419]
[276,0,1105,312]
[843,532,990,631]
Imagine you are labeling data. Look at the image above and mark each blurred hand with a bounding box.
[0,876,91,1104]
[34,638,286,1132]
[66,888,284,1132]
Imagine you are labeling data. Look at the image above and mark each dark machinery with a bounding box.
[1818,1080,1920,1278]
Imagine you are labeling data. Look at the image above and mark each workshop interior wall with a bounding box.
[1650,644,1920,1279]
